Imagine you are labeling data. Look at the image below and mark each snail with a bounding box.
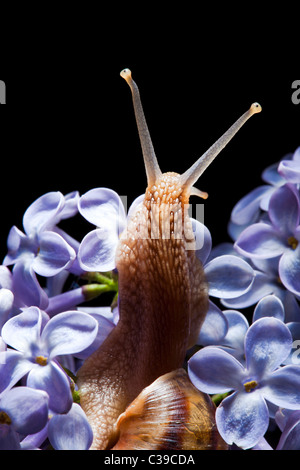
[77,69,261,450]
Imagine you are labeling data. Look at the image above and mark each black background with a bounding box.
[0,18,299,264]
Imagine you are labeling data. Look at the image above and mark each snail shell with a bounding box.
[111,368,227,450]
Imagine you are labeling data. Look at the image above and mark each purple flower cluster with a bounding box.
[0,191,117,449]
[188,147,300,449]
[0,146,299,450]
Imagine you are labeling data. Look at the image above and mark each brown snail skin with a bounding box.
[77,69,261,450]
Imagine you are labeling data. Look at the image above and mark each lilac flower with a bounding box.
[0,289,14,331]
[21,402,94,450]
[197,301,229,346]
[0,266,14,330]
[229,160,287,235]
[276,410,300,450]
[200,309,249,364]
[195,221,254,301]
[230,185,274,230]
[46,282,117,317]
[252,294,285,322]
[221,263,281,311]
[74,308,115,360]
[216,248,300,321]
[193,219,254,344]
[78,188,127,272]
[0,337,6,354]
[3,192,77,308]
[229,150,298,239]
[0,307,98,413]
[235,184,300,297]
[0,386,48,450]
[208,295,291,364]
[278,147,300,184]
[188,317,300,449]
[0,265,13,291]
[48,403,93,450]
[204,255,254,300]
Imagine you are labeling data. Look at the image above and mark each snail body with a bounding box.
[78,171,208,450]
[77,69,261,450]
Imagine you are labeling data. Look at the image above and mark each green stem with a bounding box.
[82,271,118,291]
[212,391,230,406]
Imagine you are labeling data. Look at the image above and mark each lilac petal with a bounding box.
[23,191,65,235]
[41,310,98,358]
[260,189,276,211]
[78,228,118,272]
[197,301,228,345]
[0,266,13,290]
[262,161,286,186]
[3,226,29,265]
[12,260,49,309]
[0,386,48,435]
[0,338,6,354]
[231,185,271,225]
[277,291,300,322]
[208,242,237,260]
[46,268,72,298]
[253,294,285,322]
[262,366,300,409]
[228,220,252,242]
[0,351,33,393]
[251,254,281,275]
[79,188,126,234]
[245,317,292,377]
[75,312,115,360]
[193,219,212,264]
[284,322,300,365]
[27,361,72,414]
[275,405,294,426]
[268,185,300,234]
[221,271,275,309]
[278,160,300,184]
[78,306,115,323]
[48,403,93,450]
[234,223,286,259]
[252,437,273,450]
[216,391,269,449]
[188,347,245,394]
[205,255,254,298]
[47,287,86,316]
[127,194,145,220]
[0,288,14,329]
[32,231,76,277]
[279,245,300,296]
[54,227,80,254]
[20,425,49,450]
[59,191,80,219]
[2,306,45,352]
[294,147,300,162]
[277,410,300,450]
[6,225,26,252]
[220,311,249,361]
[0,426,21,450]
